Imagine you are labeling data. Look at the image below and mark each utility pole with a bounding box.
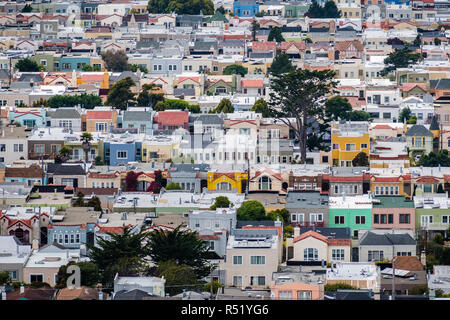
[210,268,214,300]
[392,249,396,300]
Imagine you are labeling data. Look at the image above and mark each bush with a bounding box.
[210,196,231,210]
[0,271,10,285]
[204,280,224,294]
[324,283,358,291]
[165,182,182,190]
[409,285,429,295]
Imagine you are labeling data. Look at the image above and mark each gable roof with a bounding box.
[47,108,81,119]
[393,256,424,271]
[405,124,433,137]
[5,165,44,178]
[154,111,188,126]
[359,231,416,246]
[47,164,85,176]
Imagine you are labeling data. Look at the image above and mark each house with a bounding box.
[414,194,450,238]
[372,196,415,231]
[249,168,284,193]
[207,171,248,194]
[291,228,352,263]
[323,168,370,197]
[103,132,143,166]
[46,108,82,131]
[331,121,370,167]
[4,165,45,186]
[271,270,325,300]
[220,229,279,288]
[46,163,86,188]
[0,236,32,282]
[122,109,154,135]
[428,266,450,294]
[86,171,121,189]
[56,286,106,300]
[405,124,433,158]
[326,262,381,293]
[380,256,427,296]
[23,243,82,287]
[6,284,56,300]
[0,126,29,164]
[153,110,189,132]
[113,274,166,299]
[285,190,329,228]
[85,108,118,133]
[9,107,47,129]
[358,230,416,262]
[167,163,209,193]
[328,194,373,240]
[27,127,67,160]
[233,0,259,17]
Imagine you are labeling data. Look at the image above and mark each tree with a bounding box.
[216,6,225,14]
[349,110,371,121]
[267,208,290,224]
[409,285,429,295]
[15,58,40,72]
[268,26,285,42]
[205,280,224,294]
[324,96,352,121]
[418,150,450,167]
[125,171,140,191]
[147,0,214,15]
[305,0,341,18]
[88,226,150,288]
[380,47,420,76]
[269,53,295,75]
[73,192,85,207]
[305,0,322,18]
[47,94,102,109]
[128,64,148,73]
[87,196,102,212]
[352,152,369,167]
[21,4,33,12]
[268,68,337,163]
[210,98,234,114]
[95,156,104,166]
[413,34,422,47]
[237,200,269,221]
[81,132,93,163]
[136,83,164,107]
[106,77,136,110]
[223,64,248,77]
[81,64,102,72]
[32,98,49,108]
[147,225,211,278]
[156,260,200,296]
[0,271,10,285]
[165,182,182,190]
[304,37,312,43]
[399,107,412,123]
[54,145,71,164]
[56,261,100,289]
[250,98,271,117]
[251,19,260,41]
[434,38,442,45]
[210,196,231,210]
[101,51,128,72]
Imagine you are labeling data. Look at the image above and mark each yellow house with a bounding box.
[141,138,180,163]
[77,70,109,89]
[207,172,248,194]
[87,171,121,189]
[331,121,370,167]
[243,60,268,75]
[369,175,412,199]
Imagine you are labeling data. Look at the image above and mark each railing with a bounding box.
[291,221,324,228]
[28,152,55,160]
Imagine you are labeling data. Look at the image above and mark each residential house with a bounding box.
[27,127,66,160]
[0,236,32,282]
[414,194,450,238]
[5,165,44,186]
[428,266,450,295]
[326,262,381,293]
[122,109,154,135]
[23,243,82,287]
[331,121,370,167]
[358,230,416,262]
[167,163,209,193]
[285,190,329,228]
[207,171,248,194]
[113,274,166,298]
[291,228,352,263]
[103,132,143,166]
[220,229,278,288]
[405,124,434,159]
[153,110,189,132]
[0,126,28,164]
[372,196,415,231]
[46,108,82,131]
[85,108,118,133]
[271,269,325,300]
[9,107,47,128]
[46,163,86,188]
[249,168,284,193]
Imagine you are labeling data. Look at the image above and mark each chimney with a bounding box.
[294,226,300,238]
[421,250,426,266]
[342,192,346,201]
[20,285,25,294]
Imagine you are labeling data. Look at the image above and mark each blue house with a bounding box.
[48,223,97,249]
[4,165,45,186]
[233,0,259,17]
[104,132,142,166]
[59,55,91,71]
[9,107,47,128]
[121,109,154,135]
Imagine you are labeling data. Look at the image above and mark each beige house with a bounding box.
[86,171,121,189]
[220,229,279,288]
[249,168,284,192]
[23,243,81,287]
[292,229,351,263]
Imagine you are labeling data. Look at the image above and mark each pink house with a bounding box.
[271,282,324,300]
[372,196,415,231]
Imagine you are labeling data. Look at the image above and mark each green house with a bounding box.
[405,124,433,159]
[414,195,450,237]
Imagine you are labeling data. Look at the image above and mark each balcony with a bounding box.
[291,221,324,228]
[28,152,56,160]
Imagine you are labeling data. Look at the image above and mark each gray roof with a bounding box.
[47,164,85,176]
[123,111,153,122]
[18,73,43,82]
[174,88,196,96]
[359,231,416,246]
[431,78,450,90]
[47,108,81,119]
[189,114,224,125]
[285,191,329,209]
[192,40,218,51]
[405,124,433,137]
[169,163,210,172]
[110,71,139,83]
[234,228,278,238]
[113,289,154,300]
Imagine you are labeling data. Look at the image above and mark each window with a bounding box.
[232,276,242,286]
[250,256,265,265]
[259,176,272,190]
[297,291,312,300]
[0,144,5,152]
[250,276,265,286]
[217,182,232,191]
[388,214,393,224]
[9,271,17,280]
[95,122,108,132]
[117,151,128,159]
[76,233,80,243]
[334,216,345,224]
[442,216,450,224]
[303,248,318,261]
[361,143,368,149]
[65,234,69,244]
[278,291,292,300]
[421,215,433,226]
[368,250,384,261]
[397,252,412,257]
[399,214,410,224]
[332,249,345,261]
[233,256,242,265]
[30,274,43,283]
[70,234,74,243]
[355,216,366,225]
[310,213,323,222]
[345,144,356,151]
[374,214,379,224]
